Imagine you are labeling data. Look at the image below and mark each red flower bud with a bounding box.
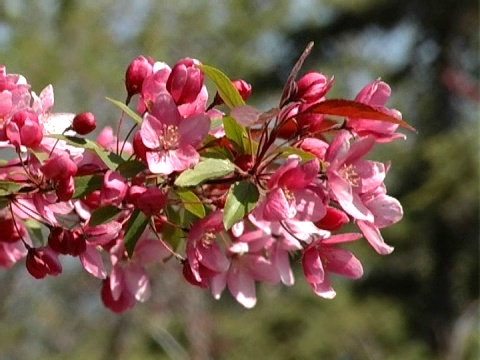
[125,56,154,99]
[26,247,62,279]
[72,112,96,135]
[295,72,333,103]
[314,206,349,231]
[40,151,77,181]
[6,111,43,149]
[167,58,204,105]
[56,176,75,202]
[137,186,167,217]
[213,79,252,106]
[234,154,255,172]
[48,227,86,256]
[0,217,25,243]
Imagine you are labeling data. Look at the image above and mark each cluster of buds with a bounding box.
[0,43,413,312]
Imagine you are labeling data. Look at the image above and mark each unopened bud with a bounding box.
[125,56,154,98]
[72,112,96,135]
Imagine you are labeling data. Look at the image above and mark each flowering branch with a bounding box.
[0,43,413,312]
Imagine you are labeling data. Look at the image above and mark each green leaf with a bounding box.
[73,175,103,199]
[174,158,235,187]
[161,205,185,251]
[223,181,259,230]
[124,209,149,257]
[223,116,250,155]
[88,205,123,227]
[0,180,23,196]
[197,64,245,109]
[175,189,205,218]
[48,135,123,170]
[116,159,147,179]
[24,219,45,244]
[105,97,143,126]
[276,146,316,161]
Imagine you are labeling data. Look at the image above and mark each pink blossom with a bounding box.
[302,233,363,298]
[325,130,386,222]
[101,235,169,313]
[100,170,127,206]
[347,80,406,143]
[210,251,280,309]
[0,241,27,268]
[140,91,210,174]
[185,210,230,285]
[356,185,403,254]
[40,151,77,181]
[262,155,326,222]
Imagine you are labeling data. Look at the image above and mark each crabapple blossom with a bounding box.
[140,91,210,174]
[0,44,411,312]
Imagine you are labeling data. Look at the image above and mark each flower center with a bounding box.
[201,231,216,247]
[283,188,295,203]
[339,164,360,187]
[159,124,179,150]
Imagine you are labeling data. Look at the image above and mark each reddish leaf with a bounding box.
[305,99,416,132]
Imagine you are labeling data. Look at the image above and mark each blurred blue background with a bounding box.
[0,1,478,359]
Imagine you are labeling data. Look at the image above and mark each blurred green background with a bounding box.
[0,0,478,359]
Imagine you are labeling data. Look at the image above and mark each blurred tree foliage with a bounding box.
[0,0,477,359]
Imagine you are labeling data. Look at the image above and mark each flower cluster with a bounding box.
[0,44,413,312]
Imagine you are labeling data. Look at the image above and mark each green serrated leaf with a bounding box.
[48,135,123,170]
[223,181,259,230]
[105,97,143,126]
[88,205,123,227]
[174,158,235,187]
[223,116,250,155]
[175,189,205,218]
[73,175,103,199]
[116,159,147,179]
[124,209,149,257]
[197,65,245,109]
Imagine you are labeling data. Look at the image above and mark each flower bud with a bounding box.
[72,112,96,135]
[26,246,62,279]
[167,58,204,105]
[125,56,154,99]
[137,186,167,217]
[295,72,333,103]
[212,79,252,106]
[0,217,25,243]
[234,154,255,172]
[6,111,43,149]
[49,227,86,256]
[40,151,77,181]
[314,206,349,231]
[100,170,127,206]
[56,176,75,202]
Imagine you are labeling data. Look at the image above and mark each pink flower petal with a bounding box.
[263,187,294,221]
[227,263,257,308]
[312,276,336,299]
[323,247,363,279]
[79,244,107,279]
[293,188,326,222]
[141,114,162,149]
[329,174,373,221]
[357,220,394,255]
[178,113,210,148]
